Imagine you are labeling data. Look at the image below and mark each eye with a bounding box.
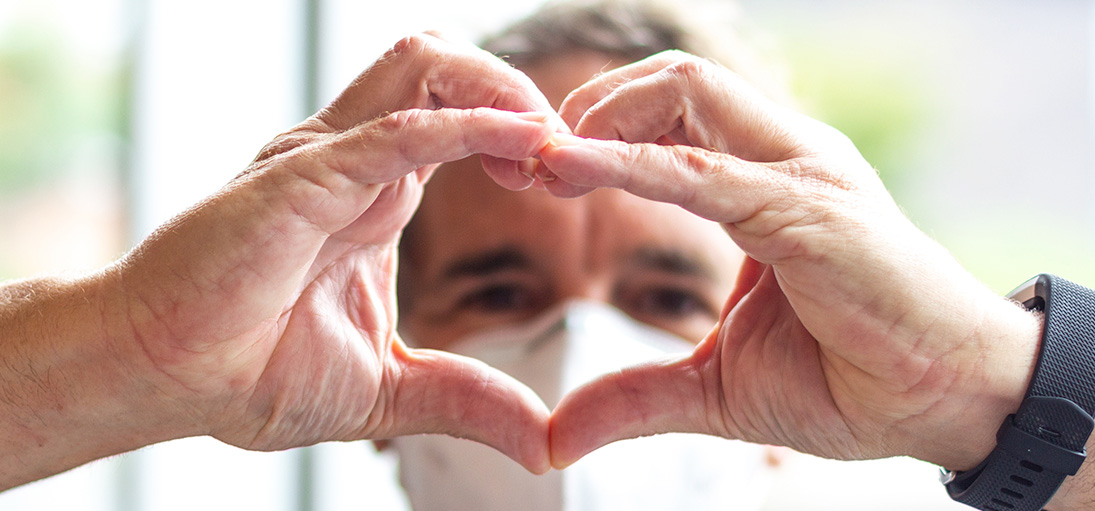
[629,286,714,320]
[456,283,538,314]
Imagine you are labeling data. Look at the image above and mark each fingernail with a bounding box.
[535,161,558,183]
[517,159,536,180]
[516,111,553,123]
[548,132,584,147]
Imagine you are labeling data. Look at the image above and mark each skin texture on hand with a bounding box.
[4,37,1091,510]
[0,33,564,490]
[540,51,1046,477]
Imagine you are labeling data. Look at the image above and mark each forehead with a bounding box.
[521,51,629,109]
[410,158,736,280]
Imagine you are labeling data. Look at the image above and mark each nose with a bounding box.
[553,276,613,313]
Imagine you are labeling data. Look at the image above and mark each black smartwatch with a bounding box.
[942,274,1095,510]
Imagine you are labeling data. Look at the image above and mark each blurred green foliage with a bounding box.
[0,10,125,279]
[0,17,123,191]
[778,30,940,206]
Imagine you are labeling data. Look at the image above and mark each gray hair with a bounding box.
[480,0,709,68]
[476,0,782,100]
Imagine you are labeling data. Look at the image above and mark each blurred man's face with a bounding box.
[399,51,744,349]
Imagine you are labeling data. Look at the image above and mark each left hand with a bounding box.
[540,51,1041,472]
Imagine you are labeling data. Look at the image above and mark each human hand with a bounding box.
[540,51,1042,472]
[106,34,560,472]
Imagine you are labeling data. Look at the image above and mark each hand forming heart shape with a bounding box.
[0,31,1043,496]
[116,33,1037,476]
[536,52,1039,475]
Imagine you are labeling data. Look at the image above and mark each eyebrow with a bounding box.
[630,247,717,280]
[440,247,533,281]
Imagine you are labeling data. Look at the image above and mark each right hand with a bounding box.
[541,51,1041,473]
[103,34,560,472]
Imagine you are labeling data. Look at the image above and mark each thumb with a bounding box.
[386,345,552,473]
[548,347,722,469]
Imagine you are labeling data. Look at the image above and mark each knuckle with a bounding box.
[664,58,710,85]
[375,108,424,133]
[373,109,431,167]
[390,34,431,56]
[679,146,719,197]
[680,145,716,176]
[459,108,495,150]
[463,106,492,125]
[777,156,861,196]
[674,147,750,219]
[246,131,320,176]
[621,142,646,166]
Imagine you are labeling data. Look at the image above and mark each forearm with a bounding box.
[0,269,180,490]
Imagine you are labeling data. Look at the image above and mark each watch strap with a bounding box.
[1022,276,1095,431]
[944,274,1095,510]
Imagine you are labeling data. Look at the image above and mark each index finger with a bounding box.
[317,33,559,132]
[557,50,698,129]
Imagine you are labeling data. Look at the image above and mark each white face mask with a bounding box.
[393,301,777,511]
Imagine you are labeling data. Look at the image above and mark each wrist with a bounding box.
[98,264,211,443]
[909,291,1042,471]
[0,269,190,490]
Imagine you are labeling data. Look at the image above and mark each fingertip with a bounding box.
[514,110,568,152]
[537,132,604,165]
[515,394,552,474]
[523,155,596,198]
[513,415,552,475]
[481,155,535,190]
[540,166,596,198]
[459,108,557,163]
[537,134,626,192]
[548,447,576,471]
[534,160,558,184]
[475,112,564,191]
[389,348,552,473]
[525,453,553,475]
[548,356,711,468]
[547,378,619,469]
[547,402,588,470]
[545,131,586,148]
[550,458,574,471]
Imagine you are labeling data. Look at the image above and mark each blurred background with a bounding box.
[1,0,1092,509]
